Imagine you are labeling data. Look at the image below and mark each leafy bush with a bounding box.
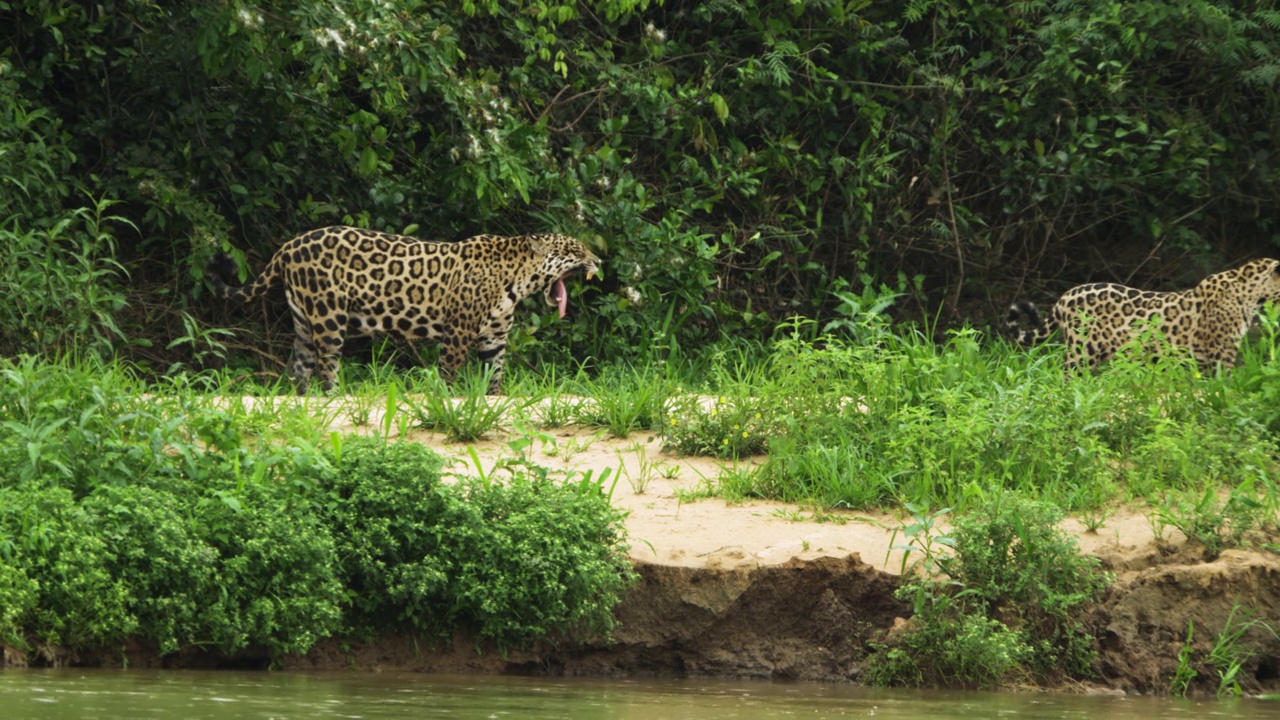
[310,436,452,634]
[0,484,136,651]
[867,497,1110,688]
[0,357,636,660]
[942,499,1110,678]
[313,435,635,646]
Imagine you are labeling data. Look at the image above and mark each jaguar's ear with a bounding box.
[527,235,549,256]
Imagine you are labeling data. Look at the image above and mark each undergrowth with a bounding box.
[662,308,1280,525]
[0,356,634,660]
[865,497,1111,688]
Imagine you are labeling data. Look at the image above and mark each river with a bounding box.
[2,670,1276,719]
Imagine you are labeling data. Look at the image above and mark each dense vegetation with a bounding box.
[866,498,1110,688]
[663,311,1280,524]
[4,0,1280,370]
[0,357,633,661]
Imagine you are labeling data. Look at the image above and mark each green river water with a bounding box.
[2,671,1278,719]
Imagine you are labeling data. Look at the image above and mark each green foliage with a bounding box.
[309,436,452,634]
[575,364,667,438]
[942,498,1110,678]
[433,462,636,645]
[1154,480,1277,559]
[312,435,634,645]
[508,365,586,430]
[867,498,1110,688]
[5,0,1280,365]
[0,201,132,359]
[664,308,1280,515]
[1171,621,1199,697]
[0,484,136,650]
[1170,603,1278,697]
[0,356,635,659]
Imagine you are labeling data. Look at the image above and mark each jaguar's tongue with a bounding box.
[553,278,568,319]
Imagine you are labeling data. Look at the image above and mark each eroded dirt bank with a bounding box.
[13,533,1280,695]
[285,544,1280,695]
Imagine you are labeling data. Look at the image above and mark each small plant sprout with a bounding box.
[1171,620,1198,697]
[618,441,656,494]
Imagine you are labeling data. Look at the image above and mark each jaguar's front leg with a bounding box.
[475,339,507,395]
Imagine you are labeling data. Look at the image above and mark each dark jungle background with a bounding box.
[4,0,1280,372]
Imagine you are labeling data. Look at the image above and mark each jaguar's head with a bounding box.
[1235,257,1280,308]
[528,234,601,318]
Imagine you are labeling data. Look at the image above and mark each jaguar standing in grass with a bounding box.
[1006,258,1280,371]
[208,225,600,393]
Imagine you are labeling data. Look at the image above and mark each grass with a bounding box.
[575,363,667,438]
[16,302,1280,524]
[403,365,528,442]
[652,316,1280,527]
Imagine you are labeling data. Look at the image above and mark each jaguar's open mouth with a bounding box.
[546,266,598,319]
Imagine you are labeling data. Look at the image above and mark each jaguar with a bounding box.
[1006,258,1280,371]
[207,225,600,393]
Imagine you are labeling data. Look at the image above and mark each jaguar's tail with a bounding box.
[1006,300,1054,346]
[206,252,282,304]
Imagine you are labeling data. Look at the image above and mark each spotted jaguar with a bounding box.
[208,225,599,393]
[1006,258,1280,370]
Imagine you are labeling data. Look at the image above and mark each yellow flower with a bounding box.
[755,413,762,420]
[722,438,729,444]
[733,424,740,430]
[742,430,748,438]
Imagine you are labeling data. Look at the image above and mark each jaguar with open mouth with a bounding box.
[208,225,600,394]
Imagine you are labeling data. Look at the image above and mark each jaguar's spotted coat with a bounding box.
[208,225,599,393]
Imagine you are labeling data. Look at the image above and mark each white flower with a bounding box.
[623,286,642,305]
[235,8,263,28]
[644,22,666,43]
[312,27,347,51]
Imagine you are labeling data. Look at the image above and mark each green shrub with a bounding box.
[82,483,223,656]
[310,436,451,634]
[943,498,1110,678]
[313,435,635,647]
[0,484,136,651]
[440,468,636,645]
[0,357,637,660]
[868,497,1110,687]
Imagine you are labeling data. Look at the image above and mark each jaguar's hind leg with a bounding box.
[311,299,349,393]
[285,297,318,394]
